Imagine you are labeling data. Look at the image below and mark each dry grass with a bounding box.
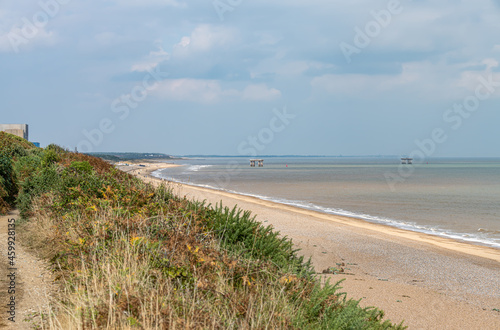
[26,199,297,329]
[11,144,404,329]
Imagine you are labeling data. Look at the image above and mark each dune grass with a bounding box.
[2,136,405,329]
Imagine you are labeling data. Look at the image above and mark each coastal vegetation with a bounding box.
[0,132,405,329]
[0,132,35,213]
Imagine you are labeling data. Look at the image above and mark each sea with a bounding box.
[152,157,500,249]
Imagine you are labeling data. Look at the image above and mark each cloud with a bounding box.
[456,59,500,97]
[311,65,421,98]
[154,79,238,104]
[0,26,57,53]
[173,25,238,57]
[250,58,334,79]
[3,0,500,157]
[153,79,281,104]
[242,84,281,101]
[131,46,170,72]
[0,0,69,53]
[312,58,500,101]
[123,24,252,81]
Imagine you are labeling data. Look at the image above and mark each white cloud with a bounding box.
[243,84,281,101]
[312,58,500,100]
[311,61,447,98]
[456,59,500,97]
[177,36,190,48]
[0,26,57,53]
[0,0,68,53]
[154,79,237,104]
[311,70,419,97]
[153,79,281,104]
[173,25,237,57]
[483,58,499,70]
[131,46,170,72]
[250,58,334,79]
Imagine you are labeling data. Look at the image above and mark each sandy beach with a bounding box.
[121,162,500,329]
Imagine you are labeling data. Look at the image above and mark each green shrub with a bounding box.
[208,203,313,276]
[14,152,42,184]
[0,154,17,213]
[68,161,93,175]
[41,149,60,168]
[17,164,61,218]
[45,143,67,154]
[0,131,34,158]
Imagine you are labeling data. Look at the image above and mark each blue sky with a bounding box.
[1,0,500,157]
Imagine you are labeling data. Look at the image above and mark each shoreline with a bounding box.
[140,162,500,262]
[121,161,500,328]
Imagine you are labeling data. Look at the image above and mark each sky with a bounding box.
[1,0,500,157]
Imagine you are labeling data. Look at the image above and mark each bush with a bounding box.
[45,143,67,154]
[0,153,17,214]
[14,152,43,184]
[208,204,313,276]
[0,131,34,158]
[41,149,60,168]
[68,161,93,175]
[17,164,60,218]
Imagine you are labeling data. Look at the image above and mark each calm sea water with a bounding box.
[153,157,500,249]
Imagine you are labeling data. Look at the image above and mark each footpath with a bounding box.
[0,210,54,329]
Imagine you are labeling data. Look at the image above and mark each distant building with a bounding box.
[0,124,29,140]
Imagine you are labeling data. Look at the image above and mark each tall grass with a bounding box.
[27,200,296,328]
[5,138,405,329]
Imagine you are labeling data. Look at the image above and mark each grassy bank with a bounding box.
[0,133,405,329]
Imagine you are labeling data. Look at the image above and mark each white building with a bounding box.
[0,124,29,140]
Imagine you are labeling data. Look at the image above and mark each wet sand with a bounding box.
[122,162,500,329]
